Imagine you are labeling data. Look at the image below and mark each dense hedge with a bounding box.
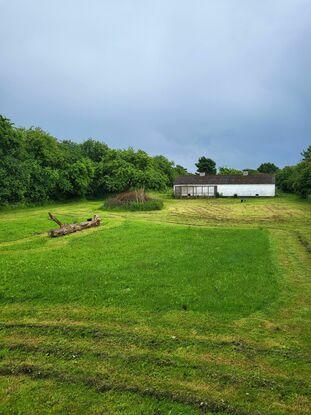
[276,146,311,198]
[0,115,188,205]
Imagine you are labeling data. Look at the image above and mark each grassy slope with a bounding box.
[1,223,277,315]
[0,194,310,415]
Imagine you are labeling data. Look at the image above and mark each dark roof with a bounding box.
[174,174,275,185]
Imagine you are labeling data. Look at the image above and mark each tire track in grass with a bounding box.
[0,341,309,397]
[0,322,309,362]
[0,363,268,415]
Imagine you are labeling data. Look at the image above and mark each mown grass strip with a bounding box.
[1,321,309,362]
[0,342,309,397]
[0,363,267,415]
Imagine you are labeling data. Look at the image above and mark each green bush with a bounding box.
[128,199,163,211]
[0,115,189,206]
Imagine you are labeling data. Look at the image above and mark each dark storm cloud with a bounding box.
[0,0,310,170]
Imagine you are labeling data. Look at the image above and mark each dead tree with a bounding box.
[48,212,101,237]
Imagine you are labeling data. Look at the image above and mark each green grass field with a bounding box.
[0,194,310,414]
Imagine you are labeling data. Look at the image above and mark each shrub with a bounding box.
[102,189,164,211]
[114,189,148,203]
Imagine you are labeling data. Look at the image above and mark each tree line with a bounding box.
[275,146,311,198]
[0,115,187,205]
[1,114,310,205]
[195,152,311,198]
[196,157,280,175]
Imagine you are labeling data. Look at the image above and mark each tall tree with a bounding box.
[195,157,216,174]
[152,155,174,185]
[292,160,311,198]
[0,116,30,204]
[21,127,62,168]
[81,139,109,162]
[257,162,279,174]
[276,166,295,193]
[173,164,188,178]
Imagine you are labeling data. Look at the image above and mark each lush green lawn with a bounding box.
[0,221,277,315]
[0,195,310,414]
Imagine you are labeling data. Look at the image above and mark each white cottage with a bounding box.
[173,173,275,197]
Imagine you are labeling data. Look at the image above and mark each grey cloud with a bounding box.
[0,0,310,170]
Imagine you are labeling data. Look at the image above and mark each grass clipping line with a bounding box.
[0,363,259,415]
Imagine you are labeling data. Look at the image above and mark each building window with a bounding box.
[202,186,215,196]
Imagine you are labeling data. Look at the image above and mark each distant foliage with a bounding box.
[292,160,311,198]
[276,146,311,198]
[242,169,258,175]
[276,166,295,193]
[218,167,242,174]
[195,156,216,174]
[0,115,187,205]
[174,164,189,177]
[257,162,279,174]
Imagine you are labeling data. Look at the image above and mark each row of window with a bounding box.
[176,186,215,196]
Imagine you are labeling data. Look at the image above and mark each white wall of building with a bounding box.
[174,184,275,197]
[217,184,275,197]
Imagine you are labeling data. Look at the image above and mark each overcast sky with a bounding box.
[1,1,310,171]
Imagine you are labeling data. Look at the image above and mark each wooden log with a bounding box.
[48,213,101,237]
[48,212,63,227]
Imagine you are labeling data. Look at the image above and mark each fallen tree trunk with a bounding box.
[48,212,101,237]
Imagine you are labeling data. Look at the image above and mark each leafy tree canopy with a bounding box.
[292,160,311,198]
[195,157,216,174]
[257,162,279,174]
[174,164,189,178]
[81,139,109,162]
[218,167,242,175]
[0,115,188,205]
